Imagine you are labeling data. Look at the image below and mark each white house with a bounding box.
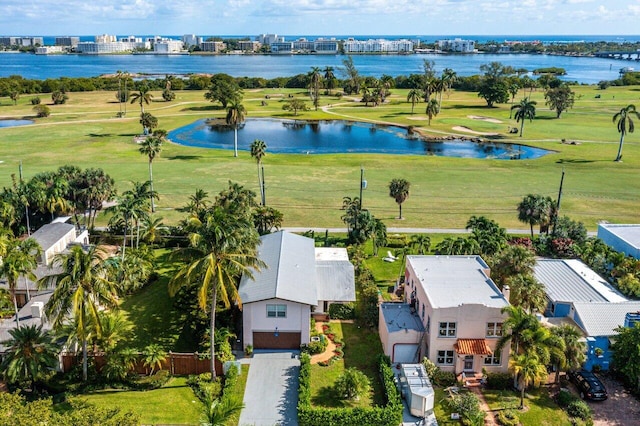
[380,256,510,373]
[238,231,355,350]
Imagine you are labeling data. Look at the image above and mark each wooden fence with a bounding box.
[61,352,222,376]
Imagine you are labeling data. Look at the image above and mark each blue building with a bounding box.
[534,259,640,371]
[597,223,640,259]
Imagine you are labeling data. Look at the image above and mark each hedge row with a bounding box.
[297,354,402,426]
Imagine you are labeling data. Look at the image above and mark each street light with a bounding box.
[359,166,367,210]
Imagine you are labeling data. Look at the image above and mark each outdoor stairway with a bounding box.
[458,372,485,388]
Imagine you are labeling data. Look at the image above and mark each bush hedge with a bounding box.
[186,372,222,402]
[297,354,402,426]
[567,400,592,421]
[495,409,520,426]
[328,303,355,320]
[129,370,171,391]
[485,372,512,390]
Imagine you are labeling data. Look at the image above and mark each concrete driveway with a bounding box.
[238,351,300,426]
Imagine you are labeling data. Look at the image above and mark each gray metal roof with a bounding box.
[380,303,425,333]
[239,231,318,306]
[316,260,355,302]
[30,222,75,252]
[534,259,627,303]
[0,292,53,353]
[407,255,508,309]
[0,264,61,292]
[572,301,640,336]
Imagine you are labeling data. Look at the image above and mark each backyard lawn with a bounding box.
[482,388,572,426]
[77,377,202,425]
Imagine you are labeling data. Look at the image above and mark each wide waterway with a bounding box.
[0,51,628,84]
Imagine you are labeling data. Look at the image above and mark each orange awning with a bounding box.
[454,339,493,355]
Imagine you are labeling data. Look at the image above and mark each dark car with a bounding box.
[568,370,608,401]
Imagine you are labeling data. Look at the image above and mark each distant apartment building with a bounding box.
[257,34,284,45]
[120,36,143,43]
[0,36,42,47]
[76,41,147,54]
[0,37,16,47]
[293,38,315,51]
[182,34,203,48]
[343,38,414,53]
[200,41,226,53]
[95,34,117,43]
[154,39,184,54]
[238,40,261,52]
[437,38,475,53]
[313,38,339,54]
[35,46,65,55]
[55,36,79,48]
[270,41,294,54]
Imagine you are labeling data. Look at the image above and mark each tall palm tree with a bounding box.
[510,353,548,409]
[517,194,546,238]
[441,68,457,100]
[38,245,119,381]
[0,236,42,326]
[489,244,536,290]
[551,324,586,383]
[371,218,387,256]
[138,136,163,213]
[169,206,263,379]
[425,98,439,125]
[410,234,431,255]
[0,324,58,390]
[323,66,336,95]
[505,274,547,313]
[226,100,246,158]
[496,305,538,355]
[250,139,267,206]
[511,98,537,137]
[389,178,410,219]
[613,104,640,161]
[129,85,153,114]
[407,89,421,114]
[308,67,322,111]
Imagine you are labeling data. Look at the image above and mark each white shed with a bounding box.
[399,363,435,418]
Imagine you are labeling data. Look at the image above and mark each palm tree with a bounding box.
[0,236,42,326]
[94,310,134,353]
[139,112,158,135]
[489,244,536,290]
[496,305,538,356]
[425,98,439,125]
[129,85,153,114]
[141,216,167,245]
[510,353,548,409]
[410,234,431,255]
[0,324,58,390]
[505,274,547,313]
[517,194,545,238]
[201,394,245,426]
[613,104,640,161]
[388,178,410,219]
[407,89,421,114]
[441,68,457,101]
[308,67,322,111]
[323,66,336,95]
[250,139,267,206]
[511,98,537,137]
[139,136,163,213]
[143,344,167,375]
[169,205,263,379]
[551,325,586,383]
[371,218,387,256]
[38,245,119,381]
[226,100,246,158]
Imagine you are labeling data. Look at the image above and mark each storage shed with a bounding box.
[398,363,434,418]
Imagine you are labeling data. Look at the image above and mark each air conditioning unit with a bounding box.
[31,301,44,318]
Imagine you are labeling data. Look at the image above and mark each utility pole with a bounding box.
[19,161,30,236]
[359,166,366,210]
[552,168,565,236]
[261,165,266,206]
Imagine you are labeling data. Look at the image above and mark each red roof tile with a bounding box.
[454,339,492,355]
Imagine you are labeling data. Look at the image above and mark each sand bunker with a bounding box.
[407,116,426,121]
[467,115,503,124]
[452,126,499,136]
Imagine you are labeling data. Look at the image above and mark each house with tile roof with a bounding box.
[534,258,640,371]
[238,231,355,350]
[379,255,510,373]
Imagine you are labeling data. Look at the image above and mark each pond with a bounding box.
[0,119,34,128]
[168,119,551,160]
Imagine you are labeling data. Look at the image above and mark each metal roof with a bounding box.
[0,292,53,353]
[534,259,627,303]
[400,363,434,399]
[380,303,425,333]
[572,301,640,336]
[407,255,508,309]
[239,231,318,306]
[316,260,355,302]
[30,223,75,252]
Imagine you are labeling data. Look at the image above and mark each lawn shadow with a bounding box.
[182,105,220,112]
[88,133,113,138]
[166,155,203,161]
[311,385,344,407]
[555,158,596,164]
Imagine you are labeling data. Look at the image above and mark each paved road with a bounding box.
[238,351,300,426]
[284,227,597,236]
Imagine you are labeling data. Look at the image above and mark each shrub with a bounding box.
[567,400,592,421]
[486,372,512,390]
[129,369,171,390]
[328,303,355,320]
[432,370,457,387]
[446,392,485,426]
[496,409,520,426]
[187,372,223,402]
[334,368,370,400]
[300,339,327,355]
[30,96,41,105]
[556,388,576,408]
[33,104,50,117]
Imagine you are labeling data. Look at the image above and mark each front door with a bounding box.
[464,355,474,371]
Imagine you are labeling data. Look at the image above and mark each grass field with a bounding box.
[2,85,640,229]
[483,388,572,426]
[77,376,201,425]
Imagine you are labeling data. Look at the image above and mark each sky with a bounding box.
[1,0,640,36]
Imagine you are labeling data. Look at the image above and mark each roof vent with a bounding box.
[31,301,44,318]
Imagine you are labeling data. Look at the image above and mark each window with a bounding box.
[484,352,502,366]
[421,304,425,321]
[426,316,431,333]
[486,322,503,337]
[267,304,287,318]
[439,322,456,337]
[437,350,454,365]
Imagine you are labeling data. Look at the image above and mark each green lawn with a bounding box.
[225,365,250,426]
[309,321,385,408]
[1,86,640,230]
[118,249,198,352]
[78,377,202,425]
[482,388,572,426]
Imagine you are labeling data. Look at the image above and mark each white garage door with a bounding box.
[393,344,419,363]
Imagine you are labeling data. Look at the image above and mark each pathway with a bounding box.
[309,320,336,365]
[469,386,498,426]
[238,351,300,426]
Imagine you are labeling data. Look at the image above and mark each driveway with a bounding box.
[584,374,640,426]
[238,351,300,426]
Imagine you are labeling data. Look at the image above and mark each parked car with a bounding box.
[568,370,608,401]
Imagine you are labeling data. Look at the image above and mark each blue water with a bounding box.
[168,118,551,160]
[0,119,33,128]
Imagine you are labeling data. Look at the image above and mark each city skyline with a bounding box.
[2,0,640,37]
